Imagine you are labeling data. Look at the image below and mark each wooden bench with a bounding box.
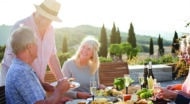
[99,62,129,86]
[0,86,6,104]
[44,71,57,83]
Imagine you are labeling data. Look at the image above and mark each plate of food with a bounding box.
[66,99,88,104]
[51,81,80,90]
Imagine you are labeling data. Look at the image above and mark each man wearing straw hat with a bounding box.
[1,0,64,87]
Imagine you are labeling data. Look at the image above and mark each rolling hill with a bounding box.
[0,25,172,53]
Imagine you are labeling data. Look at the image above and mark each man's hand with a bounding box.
[59,96,72,104]
[42,82,55,92]
[56,78,70,94]
[157,87,177,100]
[77,92,91,99]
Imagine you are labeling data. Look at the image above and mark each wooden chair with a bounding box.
[44,71,57,83]
[0,86,6,104]
[99,62,129,86]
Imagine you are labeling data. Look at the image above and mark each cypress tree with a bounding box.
[160,37,164,55]
[127,22,137,48]
[99,24,108,57]
[62,36,68,53]
[110,22,117,44]
[116,28,121,44]
[158,34,164,56]
[158,35,161,55]
[171,31,179,54]
[149,38,154,55]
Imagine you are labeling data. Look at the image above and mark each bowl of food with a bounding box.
[123,94,131,101]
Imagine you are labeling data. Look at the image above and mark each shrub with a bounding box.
[46,52,72,71]
[99,57,113,63]
[58,52,72,66]
[127,54,178,65]
[173,59,188,79]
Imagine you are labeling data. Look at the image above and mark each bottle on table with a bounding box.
[142,63,148,88]
[148,61,154,79]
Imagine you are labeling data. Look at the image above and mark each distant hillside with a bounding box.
[0,25,11,45]
[0,25,172,53]
[55,25,172,52]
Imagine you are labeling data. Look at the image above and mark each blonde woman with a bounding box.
[62,36,105,99]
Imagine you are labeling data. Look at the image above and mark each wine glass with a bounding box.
[153,82,161,101]
[138,73,144,89]
[124,74,132,94]
[90,80,97,101]
[124,74,130,87]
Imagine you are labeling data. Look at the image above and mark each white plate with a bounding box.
[87,96,118,102]
[50,81,80,90]
[66,99,88,104]
[70,81,80,89]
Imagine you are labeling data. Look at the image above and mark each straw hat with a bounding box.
[34,0,62,22]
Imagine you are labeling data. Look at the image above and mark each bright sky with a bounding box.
[1,0,190,35]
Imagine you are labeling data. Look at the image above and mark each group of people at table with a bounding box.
[1,0,190,104]
[1,0,104,103]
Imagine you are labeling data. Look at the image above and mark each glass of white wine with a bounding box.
[90,80,97,101]
[124,74,134,94]
[124,74,130,87]
[138,73,144,89]
[153,82,161,101]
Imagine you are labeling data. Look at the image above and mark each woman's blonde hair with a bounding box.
[72,36,100,74]
[11,26,35,54]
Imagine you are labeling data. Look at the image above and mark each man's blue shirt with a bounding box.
[5,58,45,104]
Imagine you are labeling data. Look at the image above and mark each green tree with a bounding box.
[171,31,179,54]
[109,44,122,56]
[127,22,137,48]
[109,42,138,60]
[158,34,164,56]
[116,28,121,44]
[109,44,122,60]
[149,38,154,55]
[99,24,108,57]
[62,36,68,53]
[120,42,132,55]
[121,43,139,59]
[110,22,117,44]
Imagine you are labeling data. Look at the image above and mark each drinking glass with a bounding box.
[138,73,144,89]
[124,74,130,87]
[124,74,131,94]
[90,80,97,101]
[153,82,161,100]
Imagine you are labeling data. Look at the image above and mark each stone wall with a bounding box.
[129,64,173,83]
